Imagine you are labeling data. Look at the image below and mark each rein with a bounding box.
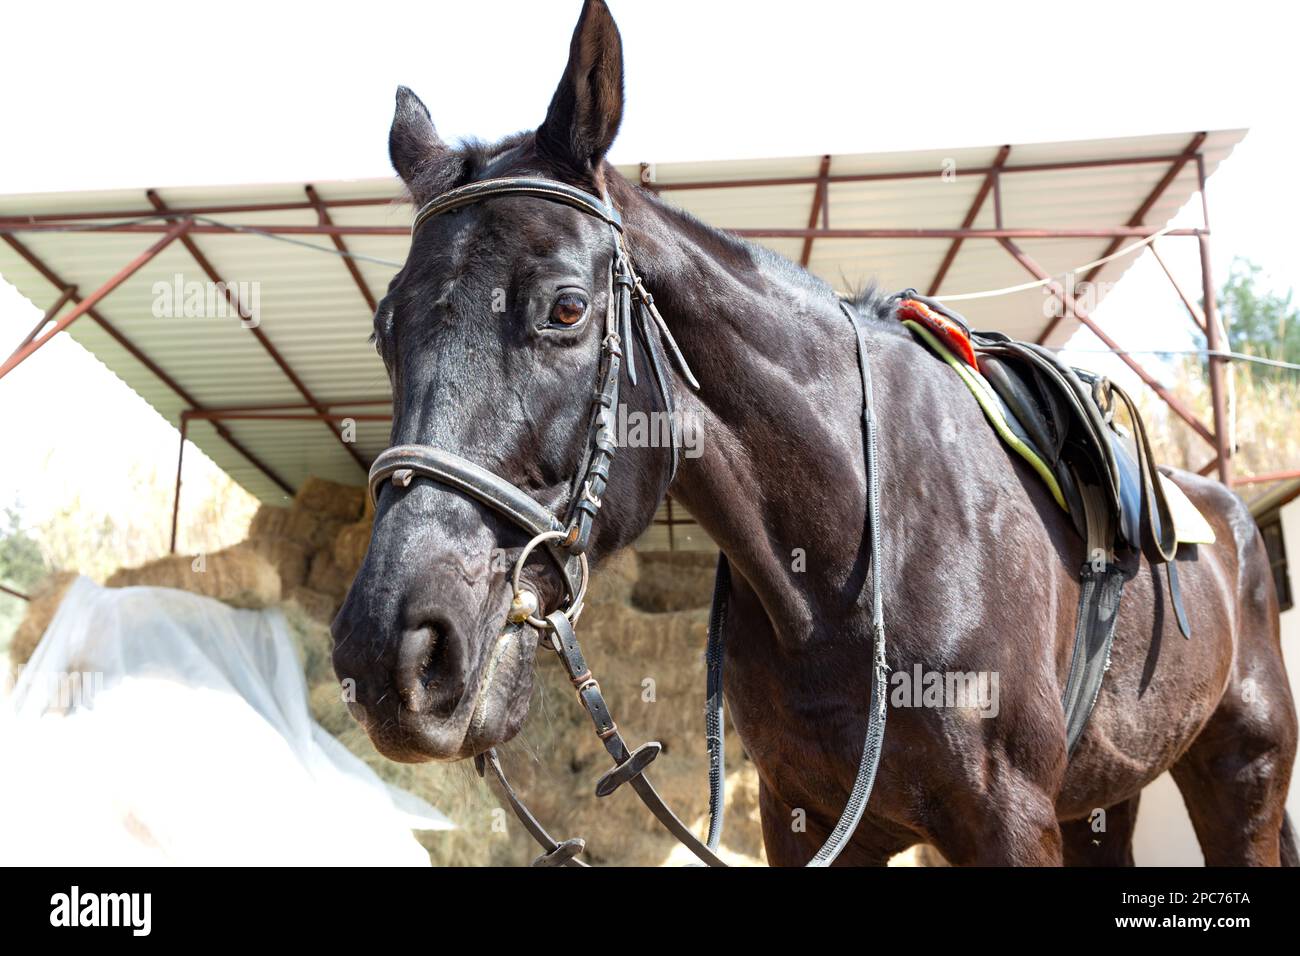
[368,176,889,867]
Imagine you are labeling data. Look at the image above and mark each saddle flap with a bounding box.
[977,354,1069,466]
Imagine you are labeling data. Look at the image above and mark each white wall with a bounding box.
[1132,497,1300,864]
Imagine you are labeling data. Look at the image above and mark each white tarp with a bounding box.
[0,577,450,865]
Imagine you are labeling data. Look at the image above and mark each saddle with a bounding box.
[891,291,1213,753]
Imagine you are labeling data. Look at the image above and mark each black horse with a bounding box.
[332,0,1296,865]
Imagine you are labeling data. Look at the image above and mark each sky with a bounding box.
[1,0,1297,525]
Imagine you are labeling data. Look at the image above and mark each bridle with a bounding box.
[369,177,696,628]
[368,176,889,867]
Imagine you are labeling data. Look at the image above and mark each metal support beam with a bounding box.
[637,150,1202,194]
[1198,231,1233,485]
[7,283,77,363]
[304,184,379,314]
[0,221,1212,240]
[799,155,832,268]
[146,190,370,476]
[0,149,1204,230]
[1149,241,1207,334]
[1080,133,1207,286]
[170,415,188,554]
[1233,468,1300,487]
[0,219,191,379]
[928,145,1011,295]
[1002,238,1217,447]
[0,234,294,496]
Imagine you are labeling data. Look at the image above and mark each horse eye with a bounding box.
[549,292,588,327]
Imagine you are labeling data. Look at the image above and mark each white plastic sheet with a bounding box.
[0,577,450,865]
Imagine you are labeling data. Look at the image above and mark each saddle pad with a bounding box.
[904,320,1067,511]
[905,320,1216,547]
[1159,473,1216,545]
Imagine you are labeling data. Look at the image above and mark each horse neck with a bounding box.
[613,178,879,642]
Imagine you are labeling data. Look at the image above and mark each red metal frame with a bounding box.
[0,139,1276,548]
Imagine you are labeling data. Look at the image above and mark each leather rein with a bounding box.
[368,176,888,867]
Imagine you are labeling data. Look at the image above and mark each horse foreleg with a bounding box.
[756,780,902,866]
[1060,794,1140,866]
[926,772,1066,866]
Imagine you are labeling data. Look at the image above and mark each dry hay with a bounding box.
[293,476,366,522]
[240,537,311,590]
[495,586,767,865]
[248,506,345,551]
[332,519,372,579]
[285,586,338,625]
[106,546,280,610]
[278,544,764,866]
[8,570,80,674]
[631,551,718,612]
[306,552,353,600]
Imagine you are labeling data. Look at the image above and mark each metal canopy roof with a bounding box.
[0,129,1245,522]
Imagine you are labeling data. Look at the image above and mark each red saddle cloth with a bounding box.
[895,297,978,370]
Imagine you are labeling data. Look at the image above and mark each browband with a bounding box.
[411,177,624,236]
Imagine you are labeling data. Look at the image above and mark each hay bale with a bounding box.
[106,547,280,609]
[241,537,311,589]
[286,585,338,625]
[294,477,365,521]
[248,505,327,547]
[8,570,79,673]
[632,551,718,612]
[281,600,336,687]
[332,519,372,579]
[307,552,353,599]
[585,548,639,607]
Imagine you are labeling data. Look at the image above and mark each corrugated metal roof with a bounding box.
[0,130,1245,534]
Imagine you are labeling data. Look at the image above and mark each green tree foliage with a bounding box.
[0,505,49,653]
[0,505,46,593]
[1214,257,1299,381]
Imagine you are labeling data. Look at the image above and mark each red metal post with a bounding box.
[8,284,77,362]
[1149,242,1207,334]
[305,184,379,314]
[799,155,832,268]
[0,219,191,379]
[1198,231,1233,486]
[146,191,371,476]
[1233,469,1300,487]
[0,222,1213,240]
[927,145,1011,295]
[1003,238,1217,447]
[0,234,294,496]
[1079,133,1207,286]
[170,414,188,554]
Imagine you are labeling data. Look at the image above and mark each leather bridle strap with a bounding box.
[367,444,584,603]
[411,176,624,235]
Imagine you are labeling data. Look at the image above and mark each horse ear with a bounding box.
[536,0,624,179]
[389,86,447,187]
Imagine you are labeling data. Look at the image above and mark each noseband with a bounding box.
[368,176,698,629]
[368,176,888,868]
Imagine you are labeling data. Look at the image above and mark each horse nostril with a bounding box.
[395,624,462,718]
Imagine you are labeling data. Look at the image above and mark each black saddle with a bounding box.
[889,291,1193,754]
